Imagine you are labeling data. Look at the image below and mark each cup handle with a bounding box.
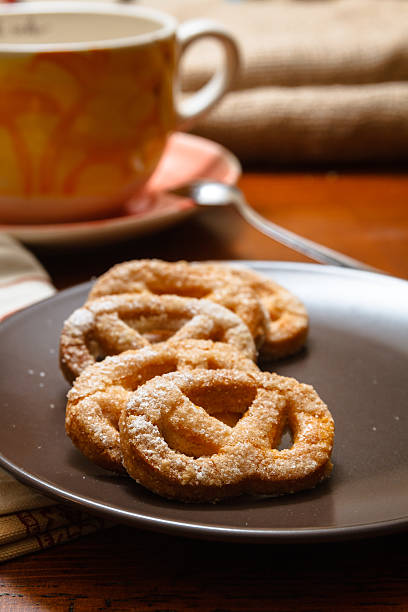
[175,19,240,130]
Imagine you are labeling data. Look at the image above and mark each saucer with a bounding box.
[0,133,241,247]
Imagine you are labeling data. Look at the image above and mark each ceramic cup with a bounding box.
[0,2,239,223]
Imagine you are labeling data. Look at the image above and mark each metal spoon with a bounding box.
[171,180,379,273]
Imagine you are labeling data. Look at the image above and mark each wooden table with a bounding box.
[1,169,408,610]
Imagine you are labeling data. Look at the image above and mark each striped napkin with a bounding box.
[0,233,108,562]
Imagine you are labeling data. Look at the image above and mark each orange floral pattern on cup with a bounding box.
[0,38,175,216]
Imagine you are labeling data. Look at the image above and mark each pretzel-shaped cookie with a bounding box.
[65,340,260,472]
[60,293,256,382]
[88,259,267,348]
[195,263,309,359]
[120,369,334,502]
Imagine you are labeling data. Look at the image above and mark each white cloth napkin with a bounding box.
[0,233,108,562]
[0,233,55,321]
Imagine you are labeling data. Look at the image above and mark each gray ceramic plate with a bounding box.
[0,262,407,543]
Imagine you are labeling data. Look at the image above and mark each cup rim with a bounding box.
[0,1,178,53]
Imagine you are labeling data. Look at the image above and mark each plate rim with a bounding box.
[0,451,407,544]
[0,261,407,543]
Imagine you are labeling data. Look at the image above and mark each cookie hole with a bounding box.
[88,338,107,362]
[277,427,294,450]
[207,328,227,343]
[267,304,284,322]
[141,329,175,343]
[127,315,189,344]
[185,382,257,424]
[213,411,241,427]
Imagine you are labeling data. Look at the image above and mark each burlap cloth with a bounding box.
[142,0,408,164]
[0,234,109,562]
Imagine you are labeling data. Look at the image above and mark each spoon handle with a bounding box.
[234,193,379,273]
